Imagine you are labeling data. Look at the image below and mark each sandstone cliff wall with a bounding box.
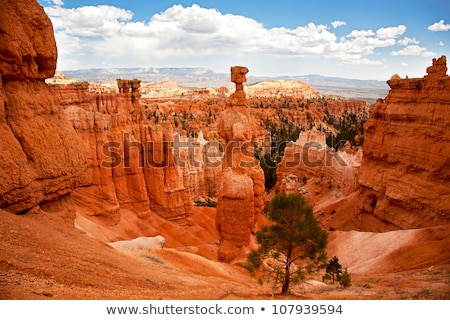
[358,56,450,229]
[0,0,86,213]
[52,81,196,223]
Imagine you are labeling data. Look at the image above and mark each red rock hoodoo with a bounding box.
[215,66,265,262]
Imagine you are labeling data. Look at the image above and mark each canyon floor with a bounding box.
[1,204,449,300]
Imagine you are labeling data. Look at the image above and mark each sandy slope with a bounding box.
[0,206,264,300]
[1,204,449,300]
[327,227,450,274]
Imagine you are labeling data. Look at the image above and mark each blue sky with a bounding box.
[38,0,450,80]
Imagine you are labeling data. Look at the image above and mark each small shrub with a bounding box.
[322,273,331,282]
[339,268,352,289]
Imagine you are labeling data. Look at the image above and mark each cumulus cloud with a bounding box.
[428,20,450,32]
[340,26,405,59]
[347,29,375,38]
[376,25,406,39]
[43,4,412,70]
[391,45,436,57]
[397,37,419,46]
[45,5,133,37]
[331,20,346,28]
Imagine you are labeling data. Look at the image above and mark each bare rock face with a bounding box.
[0,0,86,213]
[358,56,450,230]
[54,80,192,223]
[215,66,265,262]
[245,80,321,99]
[0,1,57,80]
[276,127,362,202]
[175,131,222,206]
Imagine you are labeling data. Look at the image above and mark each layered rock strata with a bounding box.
[215,67,265,262]
[0,0,86,213]
[358,56,450,229]
[54,80,193,223]
[276,127,362,201]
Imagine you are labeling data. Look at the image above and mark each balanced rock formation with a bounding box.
[0,0,86,213]
[358,56,450,230]
[215,66,265,262]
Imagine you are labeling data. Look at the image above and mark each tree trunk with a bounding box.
[282,269,290,294]
[282,245,292,294]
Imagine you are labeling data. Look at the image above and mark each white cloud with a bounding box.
[422,51,438,57]
[339,25,406,60]
[331,20,346,28]
[391,45,436,57]
[397,37,419,46]
[45,5,133,37]
[376,25,406,39]
[439,41,445,46]
[43,4,416,72]
[428,20,450,32]
[347,29,375,38]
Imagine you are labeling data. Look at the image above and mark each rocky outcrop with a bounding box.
[245,80,321,99]
[0,1,56,81]
[215,66,265,262]
[0,0,86,213]
[358,56,450,230]
[53,80,193,223]
[276,128,362,202]
[175,131,223,206]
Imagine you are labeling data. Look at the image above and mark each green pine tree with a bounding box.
[247,193,328,295]
[326,256,343,284]
[339,268,352,289]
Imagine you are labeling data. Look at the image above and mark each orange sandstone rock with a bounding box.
[215,67,265,262]
[54,80,193,223]
[0,0,57,80]
[0,0,86,213]
[276,128,362,203]
[358,56,450,230]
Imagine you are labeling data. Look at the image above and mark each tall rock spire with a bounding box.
[215,66,265,262]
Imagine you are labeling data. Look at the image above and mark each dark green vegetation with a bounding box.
[252,98,368,191]
[246,193,328,295]
[323,256,352,288]
[325,256,342,284]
